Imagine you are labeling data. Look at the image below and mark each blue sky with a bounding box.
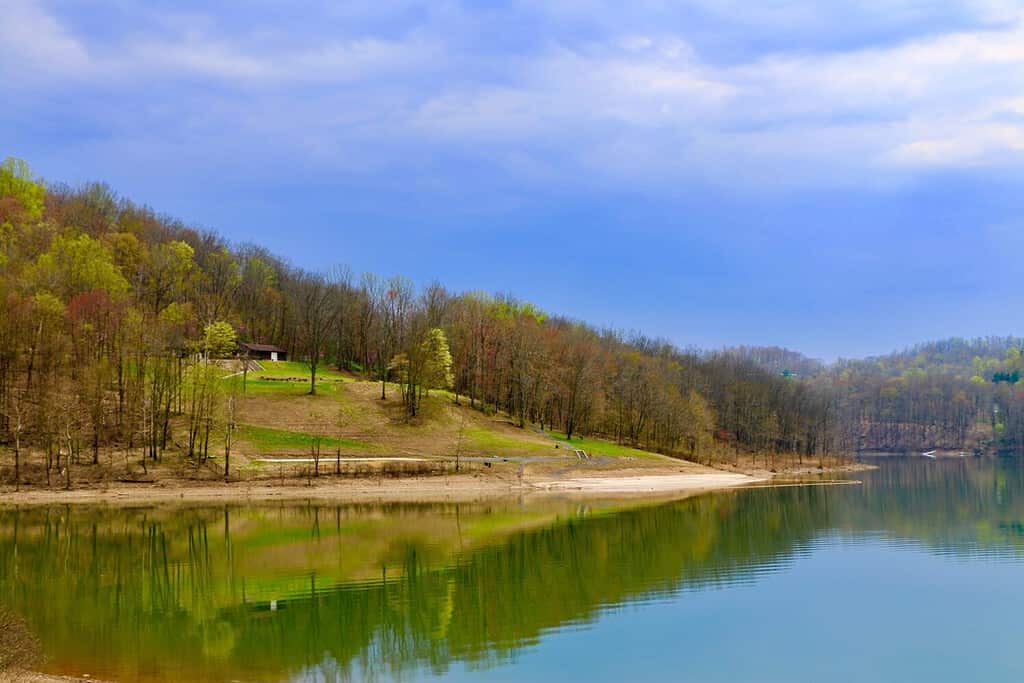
[4,0,1024,359]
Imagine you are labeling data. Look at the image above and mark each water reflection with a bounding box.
[844,456,1024,556]
[1,457,1023,682]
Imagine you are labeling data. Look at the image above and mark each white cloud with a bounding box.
[8,0,1024,190]
[394,17,1024,186]
[0,0,91,83]
[124,35,440,85]
[886,125,1024,166]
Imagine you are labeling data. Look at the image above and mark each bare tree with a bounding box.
[2,388,26,490]
[224,394,235,481]
[370,276,414,400]
[293,272,341,396]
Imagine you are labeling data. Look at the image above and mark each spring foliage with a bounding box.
[0,158,844,478]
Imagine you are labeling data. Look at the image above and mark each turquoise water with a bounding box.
[2,457,1023,681]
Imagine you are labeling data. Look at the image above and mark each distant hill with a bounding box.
[828,336,1024,454]
[837,336,1024,380]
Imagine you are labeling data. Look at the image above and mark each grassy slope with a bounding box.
[234,425,376,453]
[227,361,669,464]
[547,430,662,459]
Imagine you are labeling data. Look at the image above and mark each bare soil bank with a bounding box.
[0,456,871,507]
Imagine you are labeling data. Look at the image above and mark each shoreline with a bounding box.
[0,470,763,507]
[0,459,871,507]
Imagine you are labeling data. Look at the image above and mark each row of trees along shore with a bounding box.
[0,158,840,486]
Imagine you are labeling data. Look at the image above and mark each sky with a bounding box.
[4,0,1024,360]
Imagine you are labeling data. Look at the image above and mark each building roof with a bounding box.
[240,342,287,353]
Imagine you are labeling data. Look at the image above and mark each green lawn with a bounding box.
[464,426,553,455]
[236,424,374,453]
[251,360,350,381]
[235,361,348,396]
[546,430,662,459]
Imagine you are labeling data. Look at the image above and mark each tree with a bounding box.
[237,249,280,342]
[144,240,195,314]
[293,272,341,395]
[197,248,241,323]
[24,293,66,395]
[393,318,447,419]
[373,277,414,400]
[185,361,222,463]
[29,234,130,300]
[682,390,716,463]
[203,321,237,359]
[421,328,454,395]
[309,410,325,476]
[0,157,45,221]
[224,393,236,481]
[2,387,26,489]
[558,327,601,441]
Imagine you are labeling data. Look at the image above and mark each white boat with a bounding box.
[922,450,937,459]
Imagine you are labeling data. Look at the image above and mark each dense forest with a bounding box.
[4,158,1024,487]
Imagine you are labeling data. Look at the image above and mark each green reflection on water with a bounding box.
[2,457,1024,682]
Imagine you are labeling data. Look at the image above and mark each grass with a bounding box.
[236,424,374,453]
[233,361,350,396]
[547,430,662,459]
[464,426,553,455]
[252,360,350,381]
[231,367,655,461]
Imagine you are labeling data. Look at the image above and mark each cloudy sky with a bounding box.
[4,0,1024,359]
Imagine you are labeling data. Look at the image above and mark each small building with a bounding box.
[239,342,288,362]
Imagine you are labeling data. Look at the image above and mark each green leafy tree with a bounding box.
[29,234,130,299]
[0,157,45,220]
[145,240,195,313]
[203,321,237,359]
[421,328,454,394]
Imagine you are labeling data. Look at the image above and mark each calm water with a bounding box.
[2,457,1024,682]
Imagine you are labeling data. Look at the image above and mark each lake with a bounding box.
[2,456,1023,682]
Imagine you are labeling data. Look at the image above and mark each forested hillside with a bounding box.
[715,336,1024,454]
[0,158,840,486]
[830,338,1024,453]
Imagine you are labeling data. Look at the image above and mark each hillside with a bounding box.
[0,158,849,494]
[716,338,1024,455]
[829,337,1024,454]
[837,336,1024,380]
[226,360,671,471]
